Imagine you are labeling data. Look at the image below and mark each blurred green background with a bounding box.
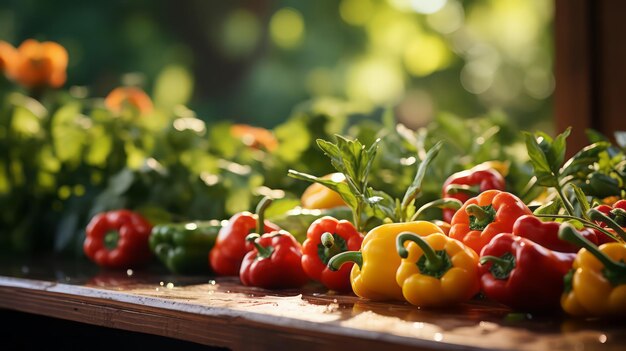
[0,0,554,130]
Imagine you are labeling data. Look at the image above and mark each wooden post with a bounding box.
[555,0,626,156]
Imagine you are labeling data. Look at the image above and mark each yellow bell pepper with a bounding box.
[559,223,626,316]
[300,173,347,209]
[396,232,480,307]
[328,221,443,301]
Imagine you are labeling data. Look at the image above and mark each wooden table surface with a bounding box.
[0,256,624,351]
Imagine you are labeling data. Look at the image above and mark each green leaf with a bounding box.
[402,140,443,209]
[561,142,610,178]
[334,135,361,183]
[533,198,562,216]
[586,129,610,143]
[524,132,558,187]
[367,188,397,222]
[361,138,381,192]
[551,127,571,173]
[109,168,135,195]
[382,106,395,130]
[265,198,301,219]
[287,169,357,209]
[274,118,311,162]
[570,183,591,218]
[51,103,87,163]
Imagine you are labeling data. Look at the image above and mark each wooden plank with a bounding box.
[0,275,623,351]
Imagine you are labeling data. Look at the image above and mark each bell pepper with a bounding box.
[209,197,280,276]
[591,200,626,244]
[442,166,506,223]
[150,220,223,275]
[449,190,532,254]
[301,216,364,292]
[558,223,626,316]
[479,233,576,311]
[328,221,444,301]
[83,209,153,269]
[396,232,480,307]
[239,230,309,289]
[512,215,598,253]
[300,173,347,210]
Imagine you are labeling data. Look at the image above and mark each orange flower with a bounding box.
[230,124,278,152]
[0,41,18,78]
[11,39,68,88]
[104,87,153,116]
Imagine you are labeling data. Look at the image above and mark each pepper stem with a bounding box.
[396,232,443,271]
[466,204,496,231]
[535,214,619,242]
[479,254,515,280]
[611,208,626,227]
[255,196,273,235]
[445,184,479,196]
[558,223,626,275]
[410,198,463,222]
[587,208,626,241]
[321,232,335,248]
[327,251,362,271]
[104,231,119,251]
[246,233,274,259]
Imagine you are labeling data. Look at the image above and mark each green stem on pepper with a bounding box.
[587,209,626,241]
[328,251,362,271]
[535,214,620,242]
[246,233,274,259]
[255,197,273,235]
[396,232,442,271]
[558,223,626,285]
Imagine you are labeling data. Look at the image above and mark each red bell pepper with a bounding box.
[83,209,153,269]
[512,215,598,253]
[449,190,532,254]
[442,166,505,223]
[209,197,280,276]
[479,233,576,311]
[239,230,309,289]
[300,216,364,292]
[591,200,626,244]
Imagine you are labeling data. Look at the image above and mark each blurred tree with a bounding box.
[0,0,554,129]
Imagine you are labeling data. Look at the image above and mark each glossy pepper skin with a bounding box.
[239,230,309,289]
[209,198,280,276]
[512,215,598,253]
[150,220,222,275]
[396,232,480,307]
[442,167,505,223]
[301,216,364,292]
[449,190,532,254]
[559,224,626,316]
[479,233,576,311]
[83,210,153,269]
[328,221,444,301]
[592,200,626,244]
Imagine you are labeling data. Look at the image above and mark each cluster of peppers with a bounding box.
[327,185,626,317]
[82,162,626,318]
[209,193,365,291]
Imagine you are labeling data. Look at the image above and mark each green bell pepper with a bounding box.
[149,220,223,275]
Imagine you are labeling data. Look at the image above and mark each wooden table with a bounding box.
[0,256,623,350]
